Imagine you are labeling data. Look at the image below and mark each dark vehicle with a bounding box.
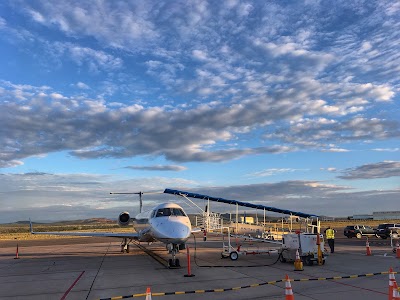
[376,223,400,239]
[343,225,376,239]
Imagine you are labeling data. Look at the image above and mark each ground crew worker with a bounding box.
[324,226,335,253]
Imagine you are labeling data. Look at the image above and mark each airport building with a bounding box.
[351,214,373,220]
[372,211,400,220]
[349,211,400,220]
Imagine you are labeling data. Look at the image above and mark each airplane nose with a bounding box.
[155,221,191,241]
[169,223,191,239]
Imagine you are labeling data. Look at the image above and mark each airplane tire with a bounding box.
[126,245,130,253]
[168,259,180,268]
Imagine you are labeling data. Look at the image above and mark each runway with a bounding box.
[1,234,399,300]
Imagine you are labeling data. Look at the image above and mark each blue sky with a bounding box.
[0,0,399,222]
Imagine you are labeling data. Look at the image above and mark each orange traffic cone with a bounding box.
[145,287,152,300]
[366,240,372,256]
[389,267,396,300]
[285,274,295,300]
[14,244,19,259]
[396,242,400,259]
[393,281,400,300]
[294,249,303,271]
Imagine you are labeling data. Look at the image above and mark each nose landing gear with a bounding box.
[167,243,183,268]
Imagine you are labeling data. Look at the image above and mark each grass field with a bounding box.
[0,223,133,241]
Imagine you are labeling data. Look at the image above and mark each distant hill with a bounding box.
[14,221,33,225]
[12,218,116,225]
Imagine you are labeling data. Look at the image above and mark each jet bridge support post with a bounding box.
[236,203,239,234]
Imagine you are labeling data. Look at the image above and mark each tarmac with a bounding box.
[1,234,399,300]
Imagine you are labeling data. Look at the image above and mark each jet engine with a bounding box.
[118,212,130,226]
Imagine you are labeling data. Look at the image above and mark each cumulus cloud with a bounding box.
[1,172,399,222]
[322,148,350,153]
[124,165,187,171]
[192,49,209,61]
[24,2,160,51]
[0,1,398,170]
[372,148,399,152]
[338,161,400,179]
[76,82,90,89]
[0,172,197,222]
[175,182,400,218]
[8,1,397,91]
[247,168,308,177]
[320,168,337,172]
[0,17,6,28]
[268,116,399,149]
[0,81,399,166]
[1,1,399,223]
[0,205,127,223]
[49,42,123,72]
[0,159,24,168]
[2,2,398,99]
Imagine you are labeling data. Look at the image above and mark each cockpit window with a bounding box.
[155,208,186,217]
[172,208,186,216]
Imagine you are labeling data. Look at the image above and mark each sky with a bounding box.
[0,0,399,223]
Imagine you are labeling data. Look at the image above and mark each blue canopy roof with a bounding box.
[164,188,318,219]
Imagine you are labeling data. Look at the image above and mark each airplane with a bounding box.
[30,202,195,268]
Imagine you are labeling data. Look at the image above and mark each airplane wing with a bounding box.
[29,220,139,239]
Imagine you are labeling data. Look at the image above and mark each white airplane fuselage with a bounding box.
[30,202,193,268]
[133,202,192,245]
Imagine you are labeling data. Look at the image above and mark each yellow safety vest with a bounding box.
[326,228,335,239]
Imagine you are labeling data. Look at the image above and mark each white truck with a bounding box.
[280,233,326,265]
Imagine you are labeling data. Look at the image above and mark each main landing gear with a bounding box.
[167,243,185,268]
[121,238,133,253]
